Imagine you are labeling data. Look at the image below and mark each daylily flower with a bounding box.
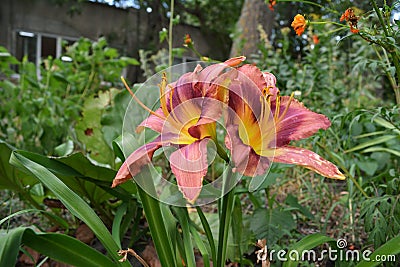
[312,34,320,45]
[340,8,360,33]
[225,64,345,180]
[183,34,193,46]
[268,0,276,11]
[291,14,307,36]
[112,57,246,203]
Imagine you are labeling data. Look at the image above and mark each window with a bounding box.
[15,30,77,76]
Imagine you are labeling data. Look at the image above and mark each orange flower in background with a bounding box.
[291,14,307,36]
[184,34,193,46]
[312,34,319,44]
[268,0,276,11]
[340,8,360,33]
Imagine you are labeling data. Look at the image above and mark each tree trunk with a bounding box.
[230,0,275,57]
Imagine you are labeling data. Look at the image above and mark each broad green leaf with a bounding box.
[22,229,116,267]
[0,227,26,267]
[76,90,116,165]
[283,233,335,267]
[9,151,129,266]
[285,194,314,219]
[0,140,37,190]
[355,235,400,267]
[0,209,69,230]
[15,150,113,205]
[120,56,140,65]
[356,160,379,176]
[250,208,296,245]
[54,140,74,156]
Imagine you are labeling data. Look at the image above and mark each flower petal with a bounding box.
[136,108,166,133]
[198,56,246,93]
[225,124,270,177]
[168,66,202,110]
[190,71,238,138]
[169,139,210,203]
[237,64,267,92]
[273,97,331,146]
[112,138,163,187]
[273,146,345,179]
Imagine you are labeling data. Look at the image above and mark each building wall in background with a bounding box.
[0,0,225,81]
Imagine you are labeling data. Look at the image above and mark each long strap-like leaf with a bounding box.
[9,151,129,266]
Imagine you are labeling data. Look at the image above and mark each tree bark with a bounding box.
[230,0,275,57]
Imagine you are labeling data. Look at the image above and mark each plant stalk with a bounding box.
[216,167,236,267]
[135,169,175,267]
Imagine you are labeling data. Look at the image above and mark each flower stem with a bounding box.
[370,0,400,104]
[168,0,174,68]
[277,0,339,14]
[135,168,176,267]
[216,167,236,267]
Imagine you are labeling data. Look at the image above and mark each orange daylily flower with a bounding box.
[312,35,319,44]
[224,64,345,180]
[184,34,193,46]
[268,0,276,11]
[291,14,307,36]
[112,57,246,203]
[340,8,360,33]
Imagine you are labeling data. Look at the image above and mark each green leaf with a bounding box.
[15,150,114,205]
[22,229,116,267]
[120,56,140,65]
[0,209,69,230]
[250,208,296,245]
[0,227,26,267]
[190,224,210,267]
[356,160,378,176]
[362,146,400,157]
[112,202,127,245]
[355,235,400,267]
[283,233,335,267]
[345,135,397,153]
[174,208,196,267]
[54,140,74,156]
[196,206,217,264]
[231,196,243,264]
[285,194,314,219]
[9,151,129,266]
[76,91,116,165]
[135,166,176,267]
[0,140,37,190]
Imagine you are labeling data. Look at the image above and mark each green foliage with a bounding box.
[1,1,400,266]
[250,208,296,245]
[0,37,138,155]
[361,178,400,248]
[0,227,116,267]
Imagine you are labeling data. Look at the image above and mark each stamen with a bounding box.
[259,95,265,123]
[159,72,169,117]
[274,92,281,122]
[121,76,164,120]
[168,86,180,123]
[277,92,295,122]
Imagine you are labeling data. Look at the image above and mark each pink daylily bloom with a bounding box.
[112,57,245,203]
[225,64,345,180]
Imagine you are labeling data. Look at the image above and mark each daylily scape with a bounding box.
[112,57,345,203]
